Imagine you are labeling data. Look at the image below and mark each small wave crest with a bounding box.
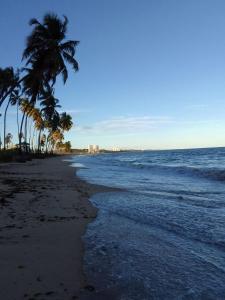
[127,162,225,182]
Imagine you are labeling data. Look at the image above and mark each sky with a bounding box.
[0,0,225,150]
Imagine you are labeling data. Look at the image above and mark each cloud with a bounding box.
[75,115,172,135]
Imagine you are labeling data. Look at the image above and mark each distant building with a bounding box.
[112,147,121,152]
[88,145,100,154]
[93,145,99,152]
[88,145,93,153]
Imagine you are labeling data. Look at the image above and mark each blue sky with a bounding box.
[0,0,225,149]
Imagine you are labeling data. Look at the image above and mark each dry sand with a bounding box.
[0,156,111,300]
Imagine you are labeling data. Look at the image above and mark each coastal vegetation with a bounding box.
[0,13,78,161]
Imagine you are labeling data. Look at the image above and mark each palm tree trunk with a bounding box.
[24,114,29,153]
[45,134,50,153]
[31,128,36,152]
[17,102,20,145]
[38,129,42,153]
[19,111,26,152]
[19,103,32,152]
[3,98,11,150]
[28,119,33,151]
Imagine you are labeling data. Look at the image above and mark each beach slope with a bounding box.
[0,156,105,300]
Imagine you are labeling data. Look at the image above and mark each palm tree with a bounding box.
[3,89,20,150]
[59,112,73,132]
[30,107,41,151]
[40,87,61,122]
[0,67,20,107]
[0,13,79,114]
[2,68,20,150]
[19,99,34,150]
[22,67,45,106]
[50,129,64,151]
[23,13,79,88]
[19,13,79,153]
[33,109,45,153]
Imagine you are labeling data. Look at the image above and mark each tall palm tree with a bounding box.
[0,13,79,111]
[0,68,20,149]
[19,99,35,150]
[3,88,20,150]
[23,13,79,88]
[18,13,79,153]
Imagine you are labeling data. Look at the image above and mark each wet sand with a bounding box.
[0,156,111,300]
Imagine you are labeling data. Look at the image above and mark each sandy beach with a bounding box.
[0,156,110,300]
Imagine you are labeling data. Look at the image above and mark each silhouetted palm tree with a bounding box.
[0,13,76,155]
[3,89,20,150]
[0,67,19,106]
[23,13,79,88]
[40,87,61,122]
[19,99,34,149]
[59,112,73,132]
[0,13,79,117]
[2,68,20,149]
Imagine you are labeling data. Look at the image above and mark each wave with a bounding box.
[126,162,225,182]
[78,150,225,182]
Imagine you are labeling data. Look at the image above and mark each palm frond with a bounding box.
[29,18,40,26]
[62,51,79,71]
[61,40,79,56]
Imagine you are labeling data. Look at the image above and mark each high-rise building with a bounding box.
[88,145,100,153]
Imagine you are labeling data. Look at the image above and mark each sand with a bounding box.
[0,156,110,300]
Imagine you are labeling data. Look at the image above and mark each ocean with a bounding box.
[72,147,225,299]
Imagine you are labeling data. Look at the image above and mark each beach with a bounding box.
[0,156,110,300]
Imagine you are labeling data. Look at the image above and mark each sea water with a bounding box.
[73,147,225,299]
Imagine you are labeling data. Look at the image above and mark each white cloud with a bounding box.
[75,115,172,135]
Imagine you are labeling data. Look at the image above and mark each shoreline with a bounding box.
[0,155,113,299]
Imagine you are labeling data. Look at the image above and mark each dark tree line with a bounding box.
[0,13,78,153]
